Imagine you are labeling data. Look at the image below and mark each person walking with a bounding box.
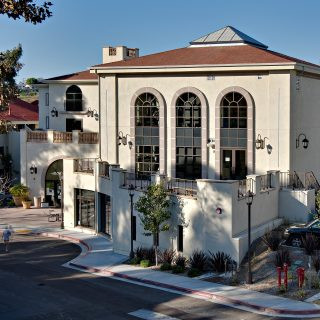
[2,226,12,252]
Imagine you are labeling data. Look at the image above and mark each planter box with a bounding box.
[22,201,32,209]
[12,196,22,207]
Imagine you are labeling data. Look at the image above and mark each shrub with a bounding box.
[187,268,201,277]
[274,249,291,268]
[160,262,172,271]
[9,184,29,199]
[144,247,156,265]
[189,250,207,272]
[208,251,232,273]
[129,257,140,265]
[312,253,320,272]
[295,289,306,300]
[159,249,176,265]
[302,233,318,256]
[172,265,185,274]
[140,260,150,268]
[134,246,145,263]
[175,254,187,269]
[262,231,282,251]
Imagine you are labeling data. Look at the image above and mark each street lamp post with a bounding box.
[128,184,135,259]
[246,190,254,284]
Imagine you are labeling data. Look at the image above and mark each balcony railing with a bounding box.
[78,132,99,144]
[238,178,254,199]
[74,159,94,174]
[280,171,304,190]
[27,131,48,142]
[122,172,152,191]
[99,161,110,178]
[53,131,72,143]
[260,173,272,191]
[166,178,197,197]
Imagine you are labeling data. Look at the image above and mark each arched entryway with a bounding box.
[45,160,63,207]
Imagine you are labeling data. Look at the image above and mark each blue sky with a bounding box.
[1,0,320,82]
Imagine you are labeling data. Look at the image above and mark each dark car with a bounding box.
[285,219,320,247]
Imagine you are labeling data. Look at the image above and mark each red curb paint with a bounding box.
[37,231,320,317]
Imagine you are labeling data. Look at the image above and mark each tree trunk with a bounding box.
[155,245,158,266]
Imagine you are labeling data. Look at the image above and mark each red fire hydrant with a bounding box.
[297,267,305,288]
[283,263,288,290]
[277,266,282,288]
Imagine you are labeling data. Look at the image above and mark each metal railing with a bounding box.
[53,131,72,143]
[99,161,110,178]
[74,159,94,174]
[122,172,152,191]
[27,131,48,142]
[279,171,304,190]
[166,178,197,197]
[305,171,320,192]
[78,132,99,144]
[238,178,254,199]
[260,173,272,191]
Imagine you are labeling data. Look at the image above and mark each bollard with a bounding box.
[277,266,282,288]
[297,267,305,288]
[283,263,288,290]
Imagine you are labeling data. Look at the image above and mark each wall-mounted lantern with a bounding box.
[216,207,222,215]
[87,107,98,118]
[118,131,132,149]
[51,107,58,117]
[30,164,37,175]
[255,134,269,150]
[296,133,309,149]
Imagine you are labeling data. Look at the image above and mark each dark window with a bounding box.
[75,189,95,229]
[135,93,159,175]
[176,92,201,180]
[66,85,82,111]
[178,225,183,252]
[45,93,49,106]
[66,118,82,132]
[132,216,136,241]
[220,92,247,148]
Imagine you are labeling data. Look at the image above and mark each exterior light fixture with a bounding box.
[30,164,37,174]
[246,190,254,284]
[128,184,135,259]
[87,107,98,118]
[51,107,58,117]
[118,131,131,147]
[216,207,222,215]
[296,133,309,149]
[255,134,269,150]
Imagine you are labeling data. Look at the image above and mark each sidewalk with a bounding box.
[30,228,320,318]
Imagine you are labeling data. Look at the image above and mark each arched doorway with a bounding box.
[45,160,63,207]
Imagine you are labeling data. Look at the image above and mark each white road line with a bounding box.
[129,309,179,320]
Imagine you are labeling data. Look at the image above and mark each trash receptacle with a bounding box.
[34,196,41,208]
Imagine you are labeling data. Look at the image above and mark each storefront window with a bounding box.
[75,189,95,229]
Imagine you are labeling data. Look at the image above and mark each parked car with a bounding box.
[285,219,320,247]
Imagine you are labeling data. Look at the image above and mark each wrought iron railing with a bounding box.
[238,178,254,199]
[122,172,152,191]
[279,171,304,189]
[53,131,72,143]
[305,171,320,192]
[78,132,99,144]
[27,131,48,142]
[99,161,110,178]
[260,173,272,191]
[166,178,197,197]
[74,159,94,174]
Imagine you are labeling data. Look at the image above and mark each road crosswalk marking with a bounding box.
[129,309,179,319]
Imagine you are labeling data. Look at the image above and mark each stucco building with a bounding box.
[21,26,320,263]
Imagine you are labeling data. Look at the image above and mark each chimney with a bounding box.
[102,46,139,64]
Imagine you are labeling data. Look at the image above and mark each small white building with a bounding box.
[22,26,320,263]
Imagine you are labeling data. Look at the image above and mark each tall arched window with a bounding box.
[176,92,201,180]
[66,85,82,111]
[135,93,159,175]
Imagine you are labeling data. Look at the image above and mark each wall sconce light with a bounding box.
[87,107,98,118]
[118,131,132,148]
[207,138,215,149]
[216,207,222,215]
[30,164,37,174]
[296,133,309,149]
[51,107,58,117]
[255,134,269,150]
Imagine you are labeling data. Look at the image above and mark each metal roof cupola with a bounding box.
[189,26,268,49]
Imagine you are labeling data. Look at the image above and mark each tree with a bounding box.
[135,183,171,266]
[0,44,23,110]
[25,77,38,85]
[0,0,52,24]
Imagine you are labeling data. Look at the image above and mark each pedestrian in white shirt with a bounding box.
[2,226,12,252]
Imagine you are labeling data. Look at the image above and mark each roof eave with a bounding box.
[42,79,98,84]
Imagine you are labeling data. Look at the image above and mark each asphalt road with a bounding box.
[0,234,311,320]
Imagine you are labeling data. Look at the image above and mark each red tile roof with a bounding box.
[46,69,98,81]
[0,98,38,122]
[92,45,319,69]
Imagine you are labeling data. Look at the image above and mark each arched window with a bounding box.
[220,91,247,148]
[66,85,82,111]
[135,93,159,175]
[176,92,201,180]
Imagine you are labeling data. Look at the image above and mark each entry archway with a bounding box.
[45,159,63,207]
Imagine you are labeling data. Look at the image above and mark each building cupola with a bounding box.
[102,46,139,64]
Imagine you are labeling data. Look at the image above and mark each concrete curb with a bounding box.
[35,231,320,318]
